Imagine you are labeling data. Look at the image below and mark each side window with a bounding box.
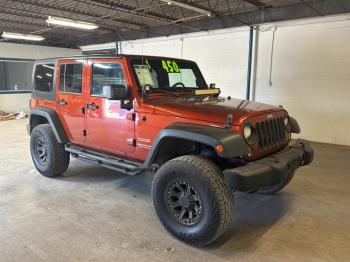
[34,64,55,92]
[59,63,83,94]
[91,63,126,97]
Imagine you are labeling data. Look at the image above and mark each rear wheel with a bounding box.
[152,155,234,246]
[30,124,70,177]
[257,172,294,194]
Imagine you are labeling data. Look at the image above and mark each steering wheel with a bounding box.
[171,82,185,88]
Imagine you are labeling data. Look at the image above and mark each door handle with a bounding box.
[86,103,99,111]
[57,99,67,106]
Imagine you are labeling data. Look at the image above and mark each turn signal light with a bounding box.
[216,144,224,153]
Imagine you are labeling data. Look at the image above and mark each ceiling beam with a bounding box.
[244,0,266,7]
[159,0,212,16]
[0,7,129,33]
[301,0,324,16]
[89,0,177,22]
[89,0,205,32]
[7,0,145,30]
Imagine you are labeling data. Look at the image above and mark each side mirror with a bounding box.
[106,84,129,100]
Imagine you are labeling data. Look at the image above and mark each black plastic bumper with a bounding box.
[223,139,314,192]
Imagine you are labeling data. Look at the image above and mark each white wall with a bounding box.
[254,17,350,146]
[120,15,350,146]
[0,42,81,59]
[120,27,250,99]
[0,94,29,113]
[0,43,82,113]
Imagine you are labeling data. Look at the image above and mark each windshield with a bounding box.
[130,58,207,92]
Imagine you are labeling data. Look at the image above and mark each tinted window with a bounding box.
[34,64,55,92]
[59,64,83,94]
[91,63,126,97]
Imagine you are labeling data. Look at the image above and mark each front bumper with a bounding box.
[223,139,314,192]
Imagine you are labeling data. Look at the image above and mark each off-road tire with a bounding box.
[30,124,70,177]
[257,171,295,194]
[152,155,234,246]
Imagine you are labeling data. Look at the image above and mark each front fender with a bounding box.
[289,117,301,134]
[144,123,250,166]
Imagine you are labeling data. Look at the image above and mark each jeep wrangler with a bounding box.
[28,54,313,246]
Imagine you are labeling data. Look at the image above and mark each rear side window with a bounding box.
[59,64,83,94]
[91,63,126,97]
[34,64,55,92]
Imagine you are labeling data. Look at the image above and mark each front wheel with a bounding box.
[30,124,70,177]
[152,155,234,246]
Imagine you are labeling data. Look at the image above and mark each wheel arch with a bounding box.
[145,123,250,167]
[29,107,69,144]
[289,116,301,134]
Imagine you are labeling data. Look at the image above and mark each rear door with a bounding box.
[85,58,136,155]
[56,59,87,145]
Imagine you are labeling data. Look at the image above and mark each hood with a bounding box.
[145,96,283,125]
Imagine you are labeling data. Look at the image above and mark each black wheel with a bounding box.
[30,124,70,177]
[257,172,295,195]
[152,155,234,246]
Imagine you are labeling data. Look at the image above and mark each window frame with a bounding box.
[58,62,84,95]
[0,58,34,94]
[90,62,126,98]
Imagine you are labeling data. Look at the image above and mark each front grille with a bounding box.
[255,117,287,152]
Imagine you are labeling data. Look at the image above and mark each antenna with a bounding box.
[141,32,145,118]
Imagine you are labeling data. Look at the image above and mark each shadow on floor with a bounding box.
[55,160,154,196]
[56,160,294,254]
[207,191,294,257]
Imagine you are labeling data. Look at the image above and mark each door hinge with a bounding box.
[82,129,87,136]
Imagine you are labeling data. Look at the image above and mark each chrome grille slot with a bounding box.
[254,117,287,152]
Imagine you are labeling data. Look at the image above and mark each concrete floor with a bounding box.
[0,119,349,262]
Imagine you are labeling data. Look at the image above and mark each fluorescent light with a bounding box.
[1,32,45,41]
[46,16,98,30]
[46,73,53,77]
[161,0,211,16]
[43,65,55,70]
[80,42,117,52]
[36,75,43,79]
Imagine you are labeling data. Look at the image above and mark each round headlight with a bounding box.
[243,125,252,140]
[284,116,289,126]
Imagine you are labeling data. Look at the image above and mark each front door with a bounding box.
[85,59,135,155]
[56,59,87,145]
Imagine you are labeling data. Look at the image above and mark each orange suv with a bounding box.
[28,54,313,246]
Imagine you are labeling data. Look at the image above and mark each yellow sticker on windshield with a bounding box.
[162,60,180,73]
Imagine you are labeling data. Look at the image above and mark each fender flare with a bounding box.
[289,117,301,134]
[144,123,250,166]
[29,107,69,144]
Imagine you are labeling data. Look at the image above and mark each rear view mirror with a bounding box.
[106,84,129,100]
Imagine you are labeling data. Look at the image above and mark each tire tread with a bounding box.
[152,155,234,246]
[30,124,70,177]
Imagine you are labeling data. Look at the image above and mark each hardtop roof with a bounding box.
[34,54,195,63]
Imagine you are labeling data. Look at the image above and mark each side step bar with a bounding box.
[65,145,155,175]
